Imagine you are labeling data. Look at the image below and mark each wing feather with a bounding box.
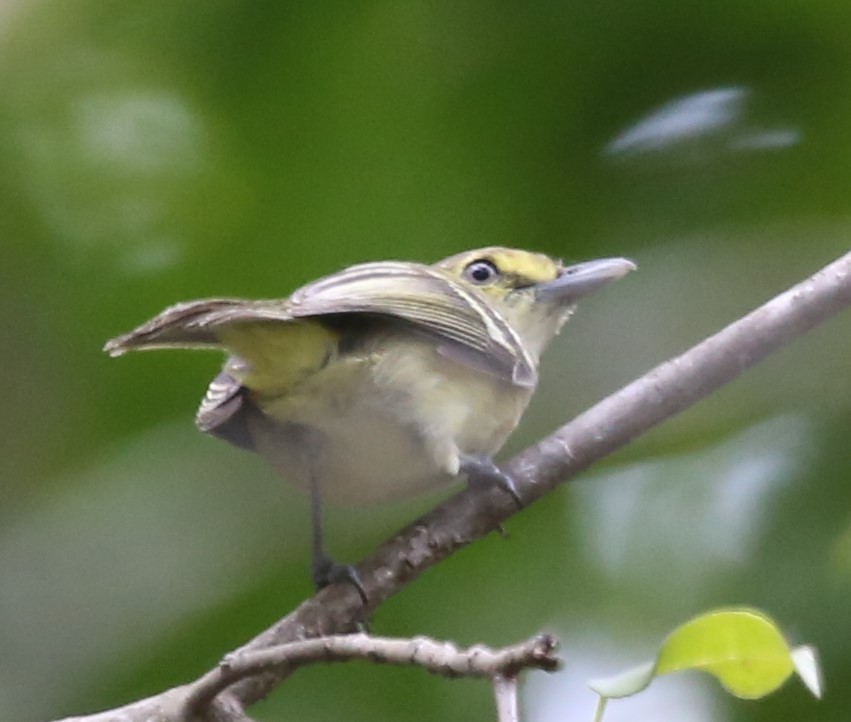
[289,262,536,385]
[104,261,536,386]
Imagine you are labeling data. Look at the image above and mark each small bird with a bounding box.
[105,247,635,598]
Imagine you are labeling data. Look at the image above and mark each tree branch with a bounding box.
[55,250,851,722]
[183,633,559,717]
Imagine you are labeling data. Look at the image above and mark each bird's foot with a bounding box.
[460,454,524,508]
[312,555,368,604]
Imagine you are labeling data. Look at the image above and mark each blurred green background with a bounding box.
[1,2,849,721]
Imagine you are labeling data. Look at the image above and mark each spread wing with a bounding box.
[104,261,536,386]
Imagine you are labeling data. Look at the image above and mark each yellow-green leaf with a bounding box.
[655,607,792,698]
[587,606,822,722]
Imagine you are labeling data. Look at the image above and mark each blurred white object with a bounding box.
[605,86,801,160]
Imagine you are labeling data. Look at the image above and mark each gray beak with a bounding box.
[535,257,637,303]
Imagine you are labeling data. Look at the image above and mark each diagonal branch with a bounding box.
[55,250,851,722]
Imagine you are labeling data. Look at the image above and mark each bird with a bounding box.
[104,247,635,599]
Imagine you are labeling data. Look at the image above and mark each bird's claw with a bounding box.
[312,555,368,604]
[460,455,524,508]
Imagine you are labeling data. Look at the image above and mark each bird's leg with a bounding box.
[460,454,524,508]
[309,472,368,603]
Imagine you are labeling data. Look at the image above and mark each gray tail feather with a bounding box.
[196,371,256,451]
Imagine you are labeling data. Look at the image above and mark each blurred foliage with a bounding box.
[0,1,849,721]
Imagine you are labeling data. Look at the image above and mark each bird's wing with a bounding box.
[288,261,536,385]
[104,261,536,387]
[103,298,260,353]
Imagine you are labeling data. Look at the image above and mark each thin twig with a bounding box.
[183,633,560,716]
[493,675,520,722]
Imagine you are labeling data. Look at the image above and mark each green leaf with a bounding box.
[655,607,792,698]
[588,607,822,720]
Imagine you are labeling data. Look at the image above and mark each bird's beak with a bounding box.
[535,257,637,304]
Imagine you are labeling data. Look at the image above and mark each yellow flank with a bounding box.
[217,321,339,396]
[256,348,375,424]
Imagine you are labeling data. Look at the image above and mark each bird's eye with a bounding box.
[463,259,499,285]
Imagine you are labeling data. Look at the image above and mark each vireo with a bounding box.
[105,247,634,597]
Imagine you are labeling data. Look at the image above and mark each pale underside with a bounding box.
[220,334,535,504]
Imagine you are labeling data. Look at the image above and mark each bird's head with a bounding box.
[435,247,636,361]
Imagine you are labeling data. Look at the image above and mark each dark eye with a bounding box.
[463,259,499,285]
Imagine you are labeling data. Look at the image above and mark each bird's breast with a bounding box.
[250,335,534,504]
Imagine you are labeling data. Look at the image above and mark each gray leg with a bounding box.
[309,473,367,603]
